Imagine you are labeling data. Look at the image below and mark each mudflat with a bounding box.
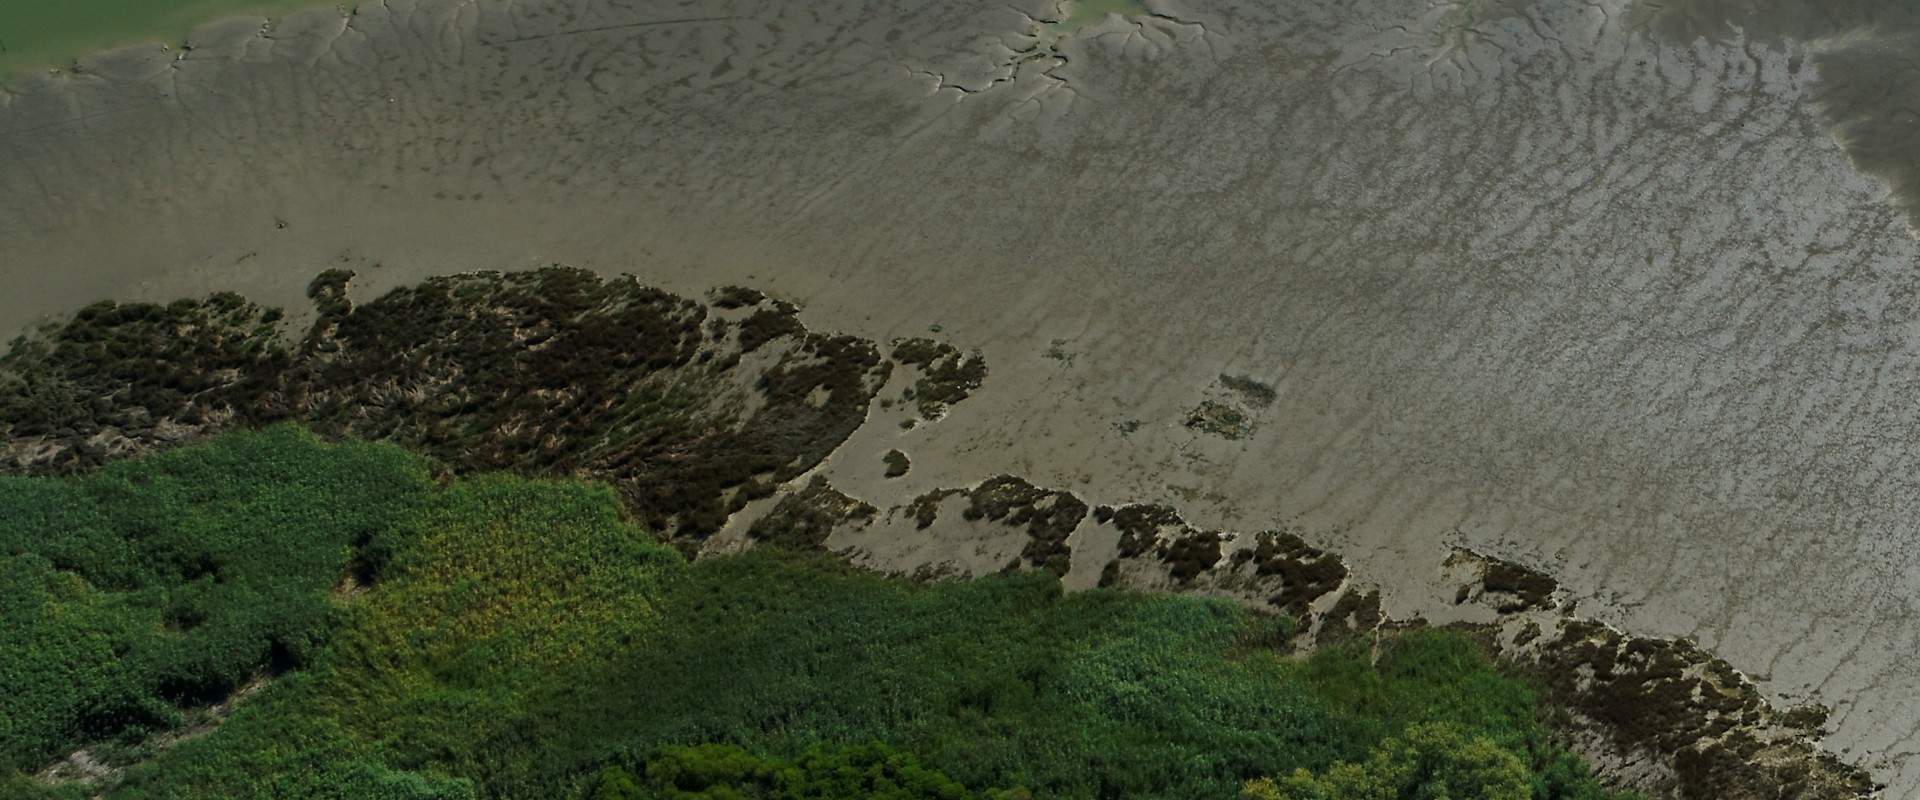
[7,0,1920,791]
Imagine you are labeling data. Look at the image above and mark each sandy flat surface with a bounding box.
[9,0,1920,789]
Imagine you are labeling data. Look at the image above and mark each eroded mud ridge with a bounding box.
[0,268,912,548]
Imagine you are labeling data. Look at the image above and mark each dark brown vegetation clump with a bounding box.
[961,476,1087,578]
[1246,530,1349,616]
[1480,557,1558,613]
[0,267,907,549]
[890,337,987,419]
[1094,503,1232,585]
[898,476,1087,577]
[1318,588,1383,644]
[1218,374,1276,408]
[1160,529,1223,583]
[1532,620,1875,799]
[736,302,805,353]
[747,476,876,552]
[707,285,766,309]
[0,292,291,472]
[1184,400,1253,439]
[883,449,911,478]
[906,488,963,529]
[1096,503,1186,558]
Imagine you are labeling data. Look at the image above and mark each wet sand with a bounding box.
[8,0,1920,789]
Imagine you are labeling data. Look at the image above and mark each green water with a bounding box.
[0,0,342,82]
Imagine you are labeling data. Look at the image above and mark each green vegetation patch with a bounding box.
[598,742,1005,800]
[0,425,428,778]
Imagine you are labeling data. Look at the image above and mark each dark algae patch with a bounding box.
[1427,549,1876,799]
[1219,373,1277,408]
[0,292,291,472]
[1246,530,1349,616]
[1096,502,1185,558]
[1098,504,1343,595]
[735,302,805,353]
[902,475,1088,577]
[1479,556,1558,613]
[1529,619,1875,799]
[906,487,964,529]
[1185,399,1253,439]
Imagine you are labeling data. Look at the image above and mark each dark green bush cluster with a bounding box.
[592,743,1009,799]
[0,425,427,775]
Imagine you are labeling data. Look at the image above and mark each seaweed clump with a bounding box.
[1095,503,1186,558]
[1184,400,1253,439]
[1480,558,1558,613]
[1094,504,1223,585]
[897,476,1087,577]
[1218,374,1276,408]
[708,285,766,309]
[736,302,805,353]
